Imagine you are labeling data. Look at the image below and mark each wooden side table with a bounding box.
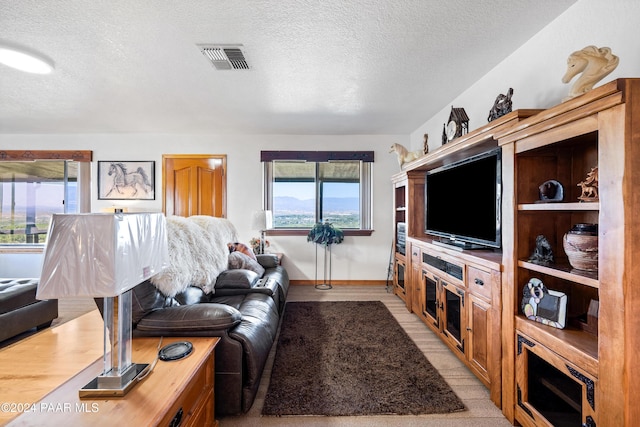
[1,311,219,426]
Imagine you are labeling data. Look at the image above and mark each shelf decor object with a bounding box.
[561,45,619,101]
[389,142,423,169]
[527,235,555,265]
[487,87,514,122]
[537,179,564,203]
[563,223,599,272]
[307,220,344,290]
[37,212,169,397]
[442,106,469,145]
[521,278,567,329]
[577,166,599,202]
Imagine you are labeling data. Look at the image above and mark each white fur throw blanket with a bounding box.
[150,215,239,297]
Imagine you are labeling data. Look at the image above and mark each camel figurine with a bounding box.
[389,134,428,168]
[562,46,619,101]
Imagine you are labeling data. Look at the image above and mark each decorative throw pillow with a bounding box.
[228,251,265,276]
[228,242,257,260]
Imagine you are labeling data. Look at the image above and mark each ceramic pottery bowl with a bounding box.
[563,223,598,271]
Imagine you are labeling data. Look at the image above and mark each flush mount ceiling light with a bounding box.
[0,41,55,74]
[197,44,250,70]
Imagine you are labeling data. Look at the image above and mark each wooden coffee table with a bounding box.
[0,310,218,426]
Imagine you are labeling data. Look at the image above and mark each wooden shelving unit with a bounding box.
[393,79,640,425]
[497,78,640,426]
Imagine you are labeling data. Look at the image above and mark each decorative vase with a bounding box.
[563,223,598,271]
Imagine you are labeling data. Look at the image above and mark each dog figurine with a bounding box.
[522,278,545,318]
[521,278,565,328]
[528,235,554,265]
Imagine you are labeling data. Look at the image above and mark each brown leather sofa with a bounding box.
[125,254,289,416]
[0,278,58,343]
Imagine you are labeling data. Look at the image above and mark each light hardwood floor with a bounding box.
[27,285,512,426]
[220,285,512,427]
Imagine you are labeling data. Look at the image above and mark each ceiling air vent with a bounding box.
[198,44,250,70]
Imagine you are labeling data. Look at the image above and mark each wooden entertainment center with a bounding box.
[392,78,640,426]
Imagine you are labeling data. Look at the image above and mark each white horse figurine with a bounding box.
[106,162,152,197]
[389,135,428,169]
[562,45,619,101]
[389,143,422,168]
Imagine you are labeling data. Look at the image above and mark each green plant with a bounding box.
[307,221,344,246]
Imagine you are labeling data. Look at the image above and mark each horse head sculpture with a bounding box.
[562,45,619,101]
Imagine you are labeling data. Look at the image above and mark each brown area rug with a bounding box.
[262,301,466,416]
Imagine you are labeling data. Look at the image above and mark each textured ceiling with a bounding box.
[0,0,577,135]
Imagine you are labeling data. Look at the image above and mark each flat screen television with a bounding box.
[425,149,501,250]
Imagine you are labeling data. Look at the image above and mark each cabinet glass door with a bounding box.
[423,270,439,328]
[441,280,465,354]
[396,260,405,291]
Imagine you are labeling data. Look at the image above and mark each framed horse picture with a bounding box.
[98,161,155,200]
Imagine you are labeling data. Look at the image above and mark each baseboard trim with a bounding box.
[291,280,388,286]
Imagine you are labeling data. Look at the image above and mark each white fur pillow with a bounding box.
[151,216,228,296]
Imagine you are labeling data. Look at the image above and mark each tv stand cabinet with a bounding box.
[409,237,503,405]
[391,110,539,409]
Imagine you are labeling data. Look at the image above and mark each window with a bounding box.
[262,151,373,231]
[0,150,91,246]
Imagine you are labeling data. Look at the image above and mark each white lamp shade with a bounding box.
[251,210,273,231]
[37,213,169,299]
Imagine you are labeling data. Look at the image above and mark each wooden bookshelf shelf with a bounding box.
[518,260,599,288]
[518,202,599,211]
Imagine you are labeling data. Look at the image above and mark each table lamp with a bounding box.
[251,210,272,254]
[37,212,169,397]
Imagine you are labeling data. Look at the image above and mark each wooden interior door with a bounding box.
[162,154,226,217]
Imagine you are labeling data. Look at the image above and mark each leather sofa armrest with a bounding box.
[135,303,241,333]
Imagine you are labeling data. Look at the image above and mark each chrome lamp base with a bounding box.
[79,363,149,398]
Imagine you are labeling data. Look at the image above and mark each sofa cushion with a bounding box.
[209,294,246,310]
[0,279,40,314]
[215,269,260,290]
[228,252,265,276]
[135,303,242,332]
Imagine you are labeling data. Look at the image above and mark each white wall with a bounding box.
[410,0,640,151]
[0,134,407,281]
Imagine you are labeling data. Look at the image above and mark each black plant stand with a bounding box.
[314,243,332,290]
